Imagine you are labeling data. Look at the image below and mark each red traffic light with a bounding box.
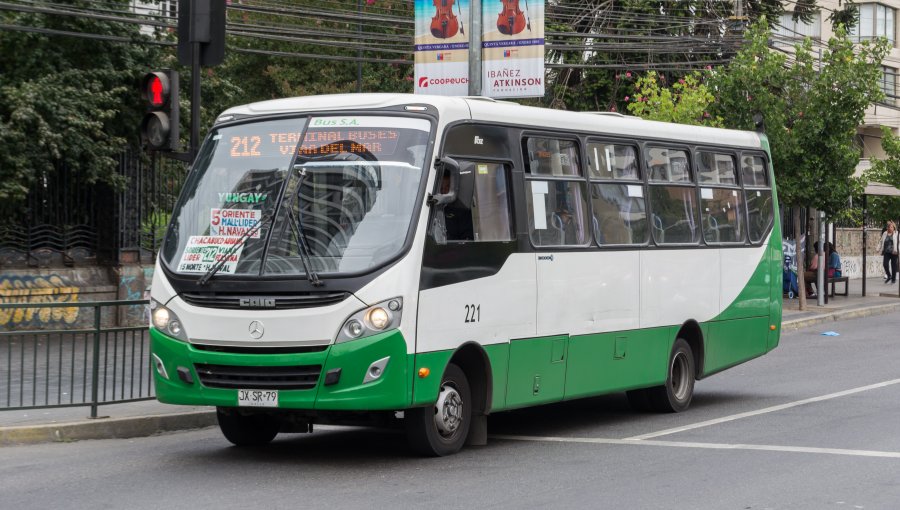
[141,72,170,109]
[140,70,179,152]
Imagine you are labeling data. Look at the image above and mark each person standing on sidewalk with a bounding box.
[880,221,899,283]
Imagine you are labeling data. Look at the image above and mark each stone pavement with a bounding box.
[3,278,899,446]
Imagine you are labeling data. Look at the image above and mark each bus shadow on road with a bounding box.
[188,390,753,463]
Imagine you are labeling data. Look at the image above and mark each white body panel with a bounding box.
[416,254,537,352]
[535,251,641,337]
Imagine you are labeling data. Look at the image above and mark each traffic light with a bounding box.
[140,70,180,152]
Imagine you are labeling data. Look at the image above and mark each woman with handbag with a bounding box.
[880,221,899,284]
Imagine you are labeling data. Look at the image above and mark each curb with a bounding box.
[781,302,900,332]
[0,410,216,447]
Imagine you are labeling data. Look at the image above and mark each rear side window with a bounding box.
[742,154,774,243]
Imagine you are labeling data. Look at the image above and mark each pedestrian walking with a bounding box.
[880,221,899,283]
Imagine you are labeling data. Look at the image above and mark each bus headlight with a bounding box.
[366,307,390,330]
[150,299,189,341]
[336,298,402,343]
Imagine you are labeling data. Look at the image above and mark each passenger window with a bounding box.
[525,138,582,177]
[590,183,649,245]
[647,147,691,182]
[649,185,699,244]
[700,188,744,244]
[587,143,639,180]
[436,161,513,243]
[746,189,774,243]
[697,152,737,185]
[741,155,769,187]
[526,180,589,246]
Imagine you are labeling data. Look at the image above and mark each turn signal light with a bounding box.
[418,367,430,378]
[770,325,777,331]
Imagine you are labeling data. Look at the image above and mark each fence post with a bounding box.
[89,303,101,418]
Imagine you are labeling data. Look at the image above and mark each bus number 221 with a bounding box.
[464,304,480,323]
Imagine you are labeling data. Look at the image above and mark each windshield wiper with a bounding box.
[197,212,273,286]
[288,168,324,287]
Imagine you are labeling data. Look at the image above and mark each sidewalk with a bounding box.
[3,279,899,446]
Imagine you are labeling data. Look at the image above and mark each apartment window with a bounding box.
[881,66,896,106]
[851,4,895,45]
[774,12,821,40]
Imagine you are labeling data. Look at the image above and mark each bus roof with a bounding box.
[220,93,763,150]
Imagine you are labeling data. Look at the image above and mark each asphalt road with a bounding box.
[3,314,900,509]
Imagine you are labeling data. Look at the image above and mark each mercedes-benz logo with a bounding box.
[248,320,265,339]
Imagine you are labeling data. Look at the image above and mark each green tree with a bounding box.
[0,1,163,201]
[710,19,889,309]
[625,70,722,126]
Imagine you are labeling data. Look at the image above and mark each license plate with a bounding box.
[237,389,278,408]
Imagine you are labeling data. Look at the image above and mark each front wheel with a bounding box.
[647,338,696,413]
[406,363,471,456]
[216,407,281,446]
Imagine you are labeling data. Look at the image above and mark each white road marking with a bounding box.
[625,378,900,440]
[492,434,900,459]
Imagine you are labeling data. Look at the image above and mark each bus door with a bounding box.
[416,125,535,409]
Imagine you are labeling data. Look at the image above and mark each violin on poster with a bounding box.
[497,0,532,36]
[430,0,465,39]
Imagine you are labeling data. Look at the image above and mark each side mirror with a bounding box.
[428,156,460,207]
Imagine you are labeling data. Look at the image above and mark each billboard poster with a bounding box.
[482,0,544,98]
[414,0,470,96]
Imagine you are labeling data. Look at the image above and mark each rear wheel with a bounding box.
[216,407,281,446]
[406,363,471,456]
[647,338,695,413]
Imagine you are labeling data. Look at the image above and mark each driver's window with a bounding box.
[436,161,513,243]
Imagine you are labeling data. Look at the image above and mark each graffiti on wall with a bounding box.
[0,275,79,327]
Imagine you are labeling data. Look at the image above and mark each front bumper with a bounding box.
[151,328,412,411]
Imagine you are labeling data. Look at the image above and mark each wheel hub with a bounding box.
[434,384,463,436]
[671,351,690,401]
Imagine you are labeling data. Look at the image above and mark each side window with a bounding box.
[697,152,744,244]
[700,188,744,244]
[698,151,737,185]
[742,155,774,243]
[524,137,589,247]
[648,147,691,183]
[438,161,513,243]
[647,146,698,244]
[587,142,639,180]
[587,141,648,246]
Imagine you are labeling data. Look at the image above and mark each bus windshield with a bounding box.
[160,115,432,278]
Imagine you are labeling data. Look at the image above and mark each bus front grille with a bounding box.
[180,292,350,310]
[194,363,322,390]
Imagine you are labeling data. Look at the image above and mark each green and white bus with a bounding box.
[149,94,782,456]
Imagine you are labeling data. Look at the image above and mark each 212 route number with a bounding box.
[464,304,480,323]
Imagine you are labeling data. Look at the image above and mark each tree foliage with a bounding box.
[709,19,888,216]
[625,71,722,127]
[0,1,163,201]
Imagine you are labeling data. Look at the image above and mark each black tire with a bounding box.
[647,338,696,413]
[406,363,471,457]
[216,407,281,446]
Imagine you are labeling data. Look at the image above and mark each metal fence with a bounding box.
[0,149,186,268]
[1,300,153,417]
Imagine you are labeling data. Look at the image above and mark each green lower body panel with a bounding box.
[703,316,770,375]
[564,327,671,400]
[151,328,411,411]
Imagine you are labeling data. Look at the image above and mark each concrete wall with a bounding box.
[0,264,154,331]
